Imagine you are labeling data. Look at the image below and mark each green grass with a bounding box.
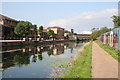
[96,41,120,62]
[60,42,92,78]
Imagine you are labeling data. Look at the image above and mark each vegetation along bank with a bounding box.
[60,42,92,78]
[96,41,120,62]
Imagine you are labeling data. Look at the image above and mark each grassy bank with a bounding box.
[60,42,92,78]
[96,41,120,62]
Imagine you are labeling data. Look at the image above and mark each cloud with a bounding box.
[47,9,117,33]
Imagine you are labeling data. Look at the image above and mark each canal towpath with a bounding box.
[92,42,118,78]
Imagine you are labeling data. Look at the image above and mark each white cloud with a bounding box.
[47,9,117,33]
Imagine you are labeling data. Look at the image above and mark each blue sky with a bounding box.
[2,2,118,33]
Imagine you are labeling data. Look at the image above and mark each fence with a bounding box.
[100,27,120,51]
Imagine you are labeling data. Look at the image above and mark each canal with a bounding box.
[1,41,84,78]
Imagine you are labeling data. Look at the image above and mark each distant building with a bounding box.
[77,34,91,40]
[80,31,92,34]
[47,26,64,39]
[37,29,49,40]
[64,33,69,39]
[0,14,19,40]
[68,34,77,40]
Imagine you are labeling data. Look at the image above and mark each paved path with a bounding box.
[92,42,118,78]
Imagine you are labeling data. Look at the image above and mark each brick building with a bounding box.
[47,26,64,39]
[0,14,19,40]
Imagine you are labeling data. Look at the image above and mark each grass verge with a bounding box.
[60,42,92,78]
[96,41,120,62]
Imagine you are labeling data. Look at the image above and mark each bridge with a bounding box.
[76,34,91,41]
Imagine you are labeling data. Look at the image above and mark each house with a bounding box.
[0,14,19,40]
[42,29,49,40]
[53,44,64,55]
[47,26,64,39]
[37,29,49,41]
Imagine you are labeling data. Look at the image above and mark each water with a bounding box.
[1,42,84,78]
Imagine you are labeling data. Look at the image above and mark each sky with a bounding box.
[1,2,118,33]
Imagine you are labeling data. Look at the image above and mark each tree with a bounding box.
[47,49,53,56]
[91,31,100,39]
[111,15,120,28]
[64,30,70,33]
[99,27,109,33]
[71,29,74,34]
[48,30,54,38]
[32,25,37,35]
[38,52,43,60]
[64,30,73,35]
[14,21,33,39]
[13,52,30,67]
[91,27,110,39]
[38,25,43,36]
[30,25,37,39]
[91,27,99,32]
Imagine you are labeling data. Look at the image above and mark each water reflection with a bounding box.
[1,41,84,78]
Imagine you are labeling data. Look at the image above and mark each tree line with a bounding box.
[14,15,119,40]
[14,21,55,40]
[91,15,120,39]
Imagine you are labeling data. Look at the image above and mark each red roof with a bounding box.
[43,29,48,32]
[47,26,64,29]
[0,14,18,22]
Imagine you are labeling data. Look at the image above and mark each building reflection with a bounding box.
[52,43,64,55]
[1,42,83,70]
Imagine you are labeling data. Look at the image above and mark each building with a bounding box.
[37,29,49,40]
[47,26,64,39]
[53,44,64,55]
[68,34,77,40]
[0,14,19,40]
[76,34,91,41]
[42,29,49,40]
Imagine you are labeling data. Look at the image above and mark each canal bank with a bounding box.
[1,39,70,47]
[59,40,119,78]
[1,40,118,79]
[60,42,92,78]
[96,41,120,62]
